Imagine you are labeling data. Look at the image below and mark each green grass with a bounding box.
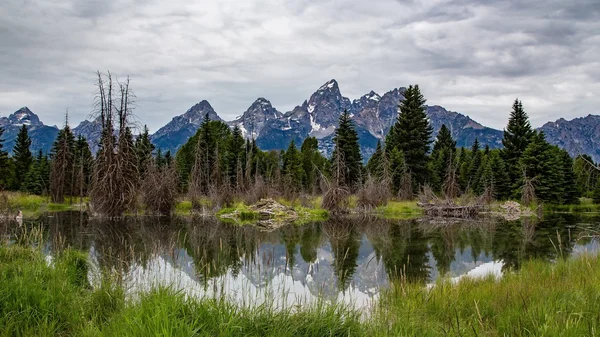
[372,254,600,336]
[0,243,363,336]
[2,192,87,217]
[545,198,600,213]
[3,241,600,336]
[174,199,193,215]
[375,201,422,219]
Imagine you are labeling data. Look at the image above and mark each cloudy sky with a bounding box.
[1,0,599,132]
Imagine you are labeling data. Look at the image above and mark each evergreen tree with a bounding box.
[135,125,155,180]
[594,178,600,204]
[226,125,246,189]
[164,151,173,167]
[557,149,580,204]
[366,141,384,178]
[389,147,406,194]
[49,120,76,202]
[519,132,563,203]
[331,110,362,190]
[457,147,470,191]
[385,85,433,191]
[24,150,50,195]
[73,136,93,198]
[502,99,535,187]
[430,124,456,193]
[300,137,327,193]
[13,124,33,191]
[468,138,482,192]
[282,140,304,191]
[488,151,511,200]
[0,127,9,189]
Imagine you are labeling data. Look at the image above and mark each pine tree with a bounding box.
[366,141,384,178]
[502,99,535,187]
[0,127,9,189]
[457,147,470,191]
[13,124,33,191]
[430,124,456,193]
[331,110,362,190]
[136,125,155,180]
[24,150,50,195]
[488,151,511,200]
[227,125,246,189]
[389,147,406,195]
[385,85,433,191]
[282,140,304,191]
[73,136,93,198]
[300,137,327,193]
[519,132,563,203]
[50,119,76,202]
[557,149,580,204]
[468,138,482,192]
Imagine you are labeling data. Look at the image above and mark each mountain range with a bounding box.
[1,79,598,162]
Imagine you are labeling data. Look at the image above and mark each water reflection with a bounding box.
[1,213,599,308]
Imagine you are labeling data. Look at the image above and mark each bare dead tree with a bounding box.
[322,149,349,214]
[397,169,414,201]
[521,175,537,206]
[442,155,461,199]
[142,160,178,215]
[89,72,139,217]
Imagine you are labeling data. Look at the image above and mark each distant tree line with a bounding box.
[0,75,595,216]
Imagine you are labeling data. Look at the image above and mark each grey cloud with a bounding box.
[0,0,598,132]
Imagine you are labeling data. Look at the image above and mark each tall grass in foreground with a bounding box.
[372,254,600,336]
[2,240,600,336]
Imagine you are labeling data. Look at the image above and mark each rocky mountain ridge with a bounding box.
[1,81,598,162]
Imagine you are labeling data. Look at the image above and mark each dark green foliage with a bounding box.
[0,127,9,189]
[13,124,33,191]
[135,125,155,180]
[457,147,471,191]
[176,115,231,194]
[282,140,304,192]
[502,99,535,186]
[23,150,50,195]
[430,124,456,193]
[226,125,246,190]
[49,121,76,202]
[558,150,580,204]
[331,110,362,190]
[468,138,482,193]
[488,151,511,200]
[300,137,328,193]
[389,147,406,194]
[594,178,600,204]
[385,85,433,191]
[74,136,93,198]
[366,141,384,178]
[519,132,564,203]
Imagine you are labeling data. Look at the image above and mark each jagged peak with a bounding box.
[317,79,339,91]
[250,97,273,109]
[8,106,41,126]
[186,100,214,113]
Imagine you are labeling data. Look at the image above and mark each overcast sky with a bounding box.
[1,0,599,132]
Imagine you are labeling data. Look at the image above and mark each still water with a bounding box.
[2,213,599,309]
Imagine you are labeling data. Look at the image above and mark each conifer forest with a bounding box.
[0,74,596,217]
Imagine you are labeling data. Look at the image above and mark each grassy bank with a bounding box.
[0,192,86,217]
[2,240,600,336]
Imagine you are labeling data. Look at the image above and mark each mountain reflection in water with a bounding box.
[2,213,599,309]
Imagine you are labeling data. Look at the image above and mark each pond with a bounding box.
[1,212,599,310]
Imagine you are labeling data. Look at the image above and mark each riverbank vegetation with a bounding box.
[1,73,599,219]
[1,229,600,336]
